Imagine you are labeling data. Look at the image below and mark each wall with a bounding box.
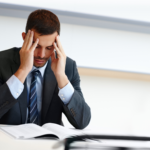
[1,15,150,74]
[63,75,150,136]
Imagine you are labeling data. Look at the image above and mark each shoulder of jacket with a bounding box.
[0,47,20,61]
[65,57,78,80]
[66,57,75,66]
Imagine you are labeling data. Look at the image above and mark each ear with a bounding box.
[22,32,26,41]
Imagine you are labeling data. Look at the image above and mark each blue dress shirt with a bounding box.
[6,63,74,124]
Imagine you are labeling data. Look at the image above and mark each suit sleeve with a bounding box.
[0,78,17,119]
[62,61,91,129]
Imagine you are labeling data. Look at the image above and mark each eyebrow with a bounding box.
[33,41,53,47]
[37,44,53,47]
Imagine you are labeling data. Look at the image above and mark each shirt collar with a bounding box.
[30,62,48,78]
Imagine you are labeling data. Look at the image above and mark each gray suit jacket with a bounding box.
[0,47,91,129]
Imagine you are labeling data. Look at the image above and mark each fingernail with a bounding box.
[57,35,59,39]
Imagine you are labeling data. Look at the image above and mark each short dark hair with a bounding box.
[25,9,60,35]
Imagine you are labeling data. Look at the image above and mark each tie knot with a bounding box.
[32,70,40,78]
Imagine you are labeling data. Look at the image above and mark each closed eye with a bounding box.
[47,47,54,50]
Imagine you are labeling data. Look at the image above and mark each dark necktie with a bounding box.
[27,70,40,124]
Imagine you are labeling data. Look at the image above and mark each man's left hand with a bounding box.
[51,35,69,89]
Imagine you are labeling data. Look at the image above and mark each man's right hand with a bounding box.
[14,30,39,83]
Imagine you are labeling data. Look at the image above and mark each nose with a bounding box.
[37,48,45,58]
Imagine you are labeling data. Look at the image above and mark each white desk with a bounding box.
[0,127,64,150]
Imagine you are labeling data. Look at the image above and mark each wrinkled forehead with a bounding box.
[32,29,58,47]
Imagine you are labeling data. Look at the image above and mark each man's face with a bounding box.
[32,30,58,68]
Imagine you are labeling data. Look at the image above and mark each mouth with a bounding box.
[35,59,45,64]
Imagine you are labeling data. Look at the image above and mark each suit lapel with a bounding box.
[41,59,57,124]
[11,48,27,124]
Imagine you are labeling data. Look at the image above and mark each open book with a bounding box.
[0,123,83,140]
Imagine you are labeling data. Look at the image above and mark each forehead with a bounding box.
[33,30,58,46]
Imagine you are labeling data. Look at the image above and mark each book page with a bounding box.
[1,124,56,139]
[42,123,83,140]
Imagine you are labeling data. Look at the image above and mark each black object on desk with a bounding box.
[65,135,150,150]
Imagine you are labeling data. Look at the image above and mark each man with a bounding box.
[0,9,91,129]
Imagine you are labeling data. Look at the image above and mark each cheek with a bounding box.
[45,50,54,58]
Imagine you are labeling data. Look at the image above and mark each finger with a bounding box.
[56,36,63,50]
[26,31,34,50]
[22,30,31,49]
[22,30,30,47]
[53,42,61,57]
[56,36,65,55]
[51,51,56,62]
[30,38,39,52]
